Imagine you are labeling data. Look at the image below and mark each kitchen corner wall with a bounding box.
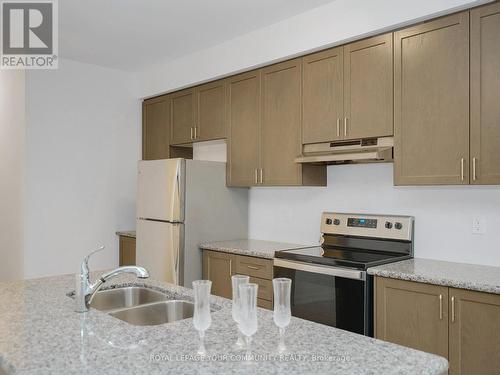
[0,70,25,282]
[249,163,500,267]
[25,59,141,279]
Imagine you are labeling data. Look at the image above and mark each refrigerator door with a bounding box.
[136,219,184,284]
[137,159,185,222]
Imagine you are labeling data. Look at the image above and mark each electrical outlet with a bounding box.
[472,218,486,234]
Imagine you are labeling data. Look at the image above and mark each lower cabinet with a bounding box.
[202,249,274,309]
[375,276,500,375]
[202,250,233,299]
[375,277,449,358]
[449,288,500,375]
[119,236,136,266]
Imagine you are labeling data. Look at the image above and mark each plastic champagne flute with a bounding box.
[273,278,292,353]
[231,275,250,348]
[238,283,259,361]
[192,280,212,356]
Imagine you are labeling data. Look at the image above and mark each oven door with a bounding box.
[274,259,372,336]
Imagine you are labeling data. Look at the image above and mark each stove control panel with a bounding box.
[322,212,414,241]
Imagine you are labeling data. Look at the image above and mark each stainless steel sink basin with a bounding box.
[89,286,167,312]
[109,300,194,326]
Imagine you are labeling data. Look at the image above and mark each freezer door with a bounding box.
[136,219,184,284]
[137,159,185,222]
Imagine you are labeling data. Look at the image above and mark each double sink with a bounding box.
[88,286,194,326]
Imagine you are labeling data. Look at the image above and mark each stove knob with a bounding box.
[333,219,341,226]
[395,222,403,230]
[385,221,393,229]
[325,218,333,225]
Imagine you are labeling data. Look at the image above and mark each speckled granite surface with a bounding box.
[368,258,500,295]
[199,239,315,259]
[116,230,136,238]
[0,273,448,374]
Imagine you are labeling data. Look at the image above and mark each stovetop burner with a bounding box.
[274,246,411,270]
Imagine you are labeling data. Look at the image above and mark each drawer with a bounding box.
[250,277,273,301]
[235,255,273,280]
[257,298,273,310]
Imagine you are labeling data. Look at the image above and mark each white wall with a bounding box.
[0,70,25,281]
[249,163,500,267]
[135,0,491,98]
[25,59,141,278]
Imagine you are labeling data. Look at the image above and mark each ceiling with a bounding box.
[59,0,336,71]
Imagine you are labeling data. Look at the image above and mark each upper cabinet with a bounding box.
[394,13,470,185]
[470,2,500,185]
[302,47,343,144]
[171,83,226,145]
[261,59,303,185]
[344,34,393,140]
[226,70,262,186]
[142,96,171,160]
[227,62,326,187]
[196,80,226,141]
[171,88,196,145]
[302,33,393,144]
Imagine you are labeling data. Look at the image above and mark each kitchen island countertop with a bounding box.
[0,272,448,375]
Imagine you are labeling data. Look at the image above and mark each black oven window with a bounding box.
[275,267,365,334]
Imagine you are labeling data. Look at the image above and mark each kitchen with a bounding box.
[1,0,500,374]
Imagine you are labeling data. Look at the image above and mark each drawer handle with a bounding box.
[451,296,456,323]
[439,294,443,320]
[247,265,260,270]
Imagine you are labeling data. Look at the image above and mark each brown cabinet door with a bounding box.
[226,71,261,186]
[142,97,170,160]
[344,34,393,140]
[202,250,234,299]
[261,59,302,185]
[171,88,195,145]
[394,13,470,185]
[196,80,226,141]
[119,236,136,266]
[375,277,449,358]
[449,288,500,375]
[470,3,500,185]
[302,47,343,144]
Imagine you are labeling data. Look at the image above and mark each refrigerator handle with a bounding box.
[171,160,184,221]
[171,224,181,285]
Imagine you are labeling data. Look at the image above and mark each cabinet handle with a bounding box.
[451,296,456,323]
[336,118,340,137]
[439,294,443,320]
[254,169,258,184]
[190,127,194,140]
[259,168,263,184]
[344,117,348,137]
[247,265,260,270]
[460,158,465,181]
[472,157,477,181]
[194,126,197,139]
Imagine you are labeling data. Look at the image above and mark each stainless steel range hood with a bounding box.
[295,137,393,165]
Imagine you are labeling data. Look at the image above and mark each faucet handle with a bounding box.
[81,245,105,274]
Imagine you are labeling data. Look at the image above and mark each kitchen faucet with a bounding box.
[75,246,150,312]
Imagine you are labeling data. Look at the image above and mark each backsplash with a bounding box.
[248,163,500,267]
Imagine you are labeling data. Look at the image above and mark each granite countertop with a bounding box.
[0,273,448,375]
[116,230,136,238]
[368,258,500,295]
[199,239,315,259]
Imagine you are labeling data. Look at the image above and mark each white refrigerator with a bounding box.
[136,158,248,287]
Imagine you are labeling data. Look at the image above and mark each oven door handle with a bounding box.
[274,259,366,281]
